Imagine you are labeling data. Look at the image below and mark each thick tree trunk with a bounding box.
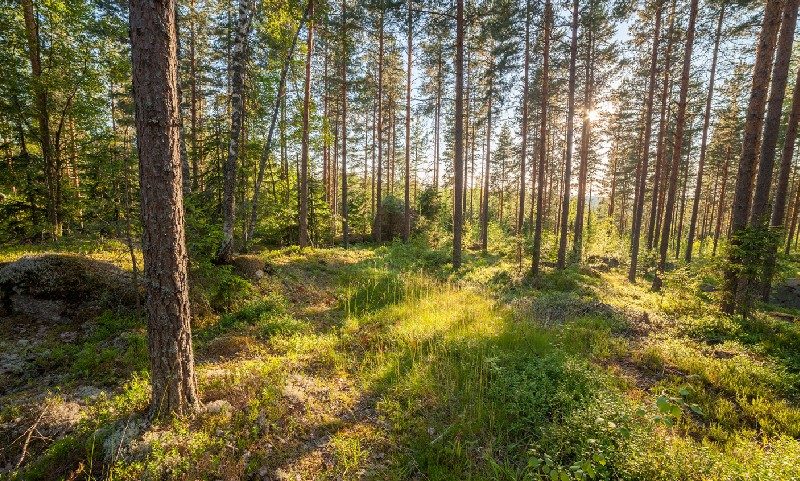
[558,0,579,269]
[761,5,800,299]
[750,0,798,228]
[217,0,253,263]
[629,1,662,281]
[685,3,725,262]
[129,0,200,419]
[653,0,697,291]
[532,0,551,275]
[299,0,314,247]
[721,0,785,312]
[453,0,464,268]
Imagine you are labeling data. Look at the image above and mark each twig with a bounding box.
[15,403,48,470]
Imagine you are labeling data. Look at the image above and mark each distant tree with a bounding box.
[653,0,698,291]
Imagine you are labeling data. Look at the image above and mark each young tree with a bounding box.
[129,0,200,419]
[652,0,698,291]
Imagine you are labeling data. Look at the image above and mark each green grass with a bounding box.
[3,239,800,480]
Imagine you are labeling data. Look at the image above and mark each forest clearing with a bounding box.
[2,0,800,478]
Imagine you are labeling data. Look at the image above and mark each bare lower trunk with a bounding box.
[721,0,785,312]
[129,0,200,419]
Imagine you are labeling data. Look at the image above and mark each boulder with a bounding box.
[0,254,139,322]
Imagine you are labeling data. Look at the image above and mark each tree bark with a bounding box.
[374,11,384,242]
[453,0,464,268]
[629,1,662,281]
[558,0,579,269]
[245,6,307,250]
[299,0,314,247]
[481,78,493,252]
[518,0,530,235]
[653,0,698,291]
[404,0,412,241]
[647,0,677,250]
[217,0,253,263]
[342,0,349,247]
[762,7,800,299]
[22,0,59,238]
[721,0,785,312]
[129,0,200,419]
[685,3,725,262]
[532,0,551,275]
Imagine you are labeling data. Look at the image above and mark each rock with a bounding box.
[0,254,139,323]
[74,385,103,402]
[205,399,232,415]
[60,331,78,343]
[699,283,717,293]
[772,278,800,310]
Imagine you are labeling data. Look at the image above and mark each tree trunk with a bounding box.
[216,0,253,263]
[518,0,530,235]
[713,147,731,256]
[557,0,579,269]
[685,3,725,262]
[629,1,662,281]
[129,0,200,419]
[246,7,307,249]
[574,15,594,260]
[532,0,551,275]
[299,0,314,247]
[374,12,384,242]
[22,0,59,238]
[761,4,800,299]
[453,0,464,268]
[647,0,677,250]
[481,78,492,253]
[721,0,785,312]
[653,0,697,291]
[404,0,412,241]
[750,0,798,228]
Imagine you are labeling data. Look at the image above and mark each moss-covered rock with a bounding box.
[0,254,139,322]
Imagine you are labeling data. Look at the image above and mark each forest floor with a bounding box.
[1,238,800,480]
